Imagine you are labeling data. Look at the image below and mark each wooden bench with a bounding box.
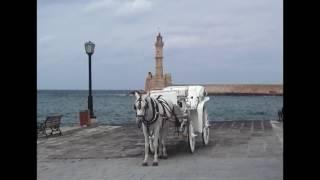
[38,115,63,137]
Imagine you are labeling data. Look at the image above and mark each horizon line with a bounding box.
[38,83,283,91]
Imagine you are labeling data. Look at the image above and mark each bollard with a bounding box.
[79,110,90,127]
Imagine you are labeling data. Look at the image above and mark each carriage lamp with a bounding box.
[84,41,96,119]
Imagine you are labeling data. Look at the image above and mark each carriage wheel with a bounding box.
[188,121,196,153]
[202,107,210,146]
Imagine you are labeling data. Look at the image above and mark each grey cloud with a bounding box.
[38,0,282,89]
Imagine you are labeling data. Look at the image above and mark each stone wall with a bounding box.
[173,84,283,95]
[204,84,283,95]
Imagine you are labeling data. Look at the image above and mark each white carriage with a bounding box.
[150,85,210,153]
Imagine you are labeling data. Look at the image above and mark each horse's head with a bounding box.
[134,91,150,120]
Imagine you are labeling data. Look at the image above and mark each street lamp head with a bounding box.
[85,41,95,55]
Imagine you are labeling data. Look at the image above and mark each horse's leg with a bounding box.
[158,127,163,159]
[142,124,149,166]
[152,124,160,166]
[161,119,168,159]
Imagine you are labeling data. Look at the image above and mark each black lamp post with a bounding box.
[85,41,96,119]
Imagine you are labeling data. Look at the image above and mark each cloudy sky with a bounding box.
[37,0,283,90]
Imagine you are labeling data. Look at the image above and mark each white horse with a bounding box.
[134,91,176,166]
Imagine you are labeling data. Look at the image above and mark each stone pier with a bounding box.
[37,120,283,180]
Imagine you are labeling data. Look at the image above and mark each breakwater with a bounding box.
[172,84,283,96]
[204,84,282,95]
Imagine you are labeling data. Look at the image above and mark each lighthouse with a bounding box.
[145,33,172,91]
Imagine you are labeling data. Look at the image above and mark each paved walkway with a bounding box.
[37,120,283,180]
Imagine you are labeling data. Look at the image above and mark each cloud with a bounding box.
[116,0,152,15]
[38,35,56,45]
[165,35,208,49]
[83,0,153,16]
[38,0,283,89]
[83,0,116,12]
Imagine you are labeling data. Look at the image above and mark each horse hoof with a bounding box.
[159,155,163,159]
[142,162,148,166]
[152,162,158,166]
[162,155,168,159]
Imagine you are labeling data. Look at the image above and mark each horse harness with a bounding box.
[156,95,174,119]
[135,96,160,134]
[135,95,176,135]
[156,95,180,133]
[143,97,160,127]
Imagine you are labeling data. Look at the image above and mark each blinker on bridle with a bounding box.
[134,96,148,110]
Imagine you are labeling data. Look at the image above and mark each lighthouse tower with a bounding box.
[145,33,172,91]
[155,33,164,78]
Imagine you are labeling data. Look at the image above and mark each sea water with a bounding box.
[37,90,283,127]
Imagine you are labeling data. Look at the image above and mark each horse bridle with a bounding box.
[133,96,149,113]
[134,95,159,131]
